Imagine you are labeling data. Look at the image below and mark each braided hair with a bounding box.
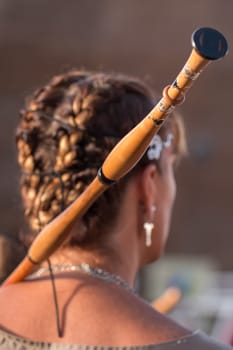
[16,70,185,247]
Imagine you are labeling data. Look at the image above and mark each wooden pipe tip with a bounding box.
[192,27,228,60]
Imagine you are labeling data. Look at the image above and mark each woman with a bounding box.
[0,70,231,349]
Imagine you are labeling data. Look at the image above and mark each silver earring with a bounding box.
[144,205,156,247]
[144,222,154,247]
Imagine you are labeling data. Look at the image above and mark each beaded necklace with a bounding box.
[31,262,135,293]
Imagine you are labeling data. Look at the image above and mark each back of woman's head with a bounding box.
[16,70,186,247]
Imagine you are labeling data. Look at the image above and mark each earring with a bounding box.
[144,222,154,247]
[144,205,156,247]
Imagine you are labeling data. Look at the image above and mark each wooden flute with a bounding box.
[2,27,228,286]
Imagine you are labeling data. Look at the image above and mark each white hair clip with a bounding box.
[147,133,174,160]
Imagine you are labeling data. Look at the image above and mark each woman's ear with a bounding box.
[137,164,158,216]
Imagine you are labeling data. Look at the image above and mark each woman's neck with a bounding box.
[43,242,139,288]
[43,179,143,288]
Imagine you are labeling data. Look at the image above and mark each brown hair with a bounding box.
[16,70,186,247]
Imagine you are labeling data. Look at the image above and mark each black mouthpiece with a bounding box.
[192,27,228,60]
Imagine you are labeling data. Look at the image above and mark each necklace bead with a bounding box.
[30,263,135,293]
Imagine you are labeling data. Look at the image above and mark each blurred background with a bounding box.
[0,0,233,341]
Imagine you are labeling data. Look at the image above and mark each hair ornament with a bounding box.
[147,133,174,160]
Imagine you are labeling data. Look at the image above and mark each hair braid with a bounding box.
[16,70,185,247]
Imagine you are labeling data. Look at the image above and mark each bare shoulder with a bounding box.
[0,277,191,345]
[0,281,38,323]
[102,286,191,345]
